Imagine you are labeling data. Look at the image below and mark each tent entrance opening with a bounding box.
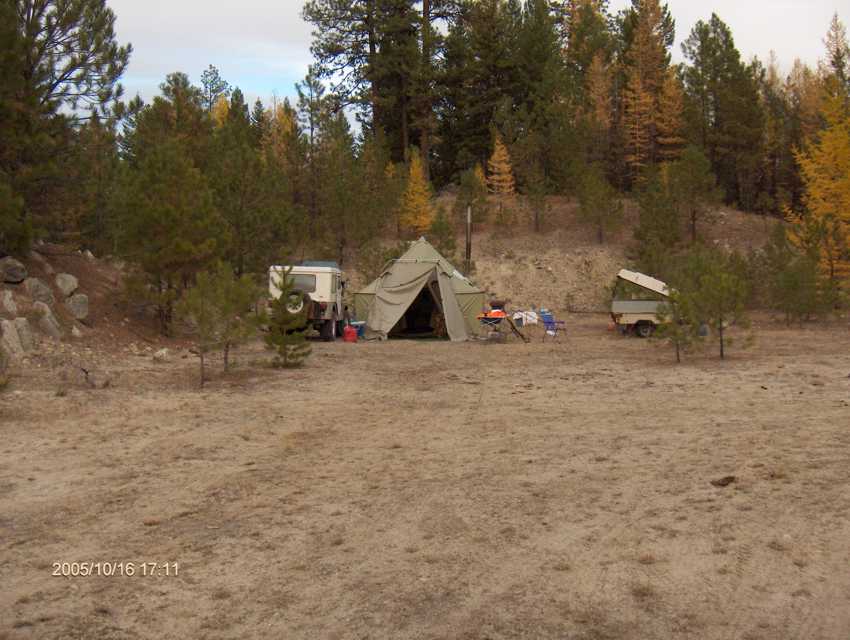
[390,282,447,339]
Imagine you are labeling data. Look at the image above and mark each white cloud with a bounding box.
[111,0,841,106]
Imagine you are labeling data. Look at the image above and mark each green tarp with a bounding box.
[353,238,486,342]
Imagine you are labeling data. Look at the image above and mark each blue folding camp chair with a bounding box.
[539,309,565,342]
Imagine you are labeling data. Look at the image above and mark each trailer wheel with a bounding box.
[635,322,655,338]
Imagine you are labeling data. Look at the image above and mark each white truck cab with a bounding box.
[269,262,345,341]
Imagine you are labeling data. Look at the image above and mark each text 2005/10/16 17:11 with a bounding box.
[51,562,179,577]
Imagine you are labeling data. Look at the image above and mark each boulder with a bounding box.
[71,325,83,339]
[83,250,96,262]
[0,257,27,284]
[55,273,78,297]
[1,290,17,316]
[65,293,89,320]
[13,318,34,352]
[153,348,170,363]
[1,319,23,358]
[33,301,62,339]
[24,277,55,306]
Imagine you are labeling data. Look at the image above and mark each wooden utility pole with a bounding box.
[465,205,472,274]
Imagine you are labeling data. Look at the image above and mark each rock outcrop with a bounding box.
[0,257,27,284]
[34,301,62,339]
[66,293,89,320]
[1,290,17,316]
[1,319,24,358]
[55,273,79,297]
[24,277,55,306]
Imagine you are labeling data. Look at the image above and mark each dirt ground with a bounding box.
[2,315,850,640]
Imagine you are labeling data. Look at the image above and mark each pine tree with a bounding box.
[176,265,258,386]
[654,290,701,363]
[427,207,457,261]
[266,268,312,369]
[577,163,623,244]
[682,14,766,208]
[668,146,721,243]
[399,153,435,236]
[452,164,490,224]
[200,65,231,113]
[584,52,614,163]
[674,246,750,360]
[210,91,293,276]
[116,140,227,335]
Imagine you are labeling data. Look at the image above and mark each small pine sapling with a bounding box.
[265,268,312,368]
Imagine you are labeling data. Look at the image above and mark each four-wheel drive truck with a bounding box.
[269,262,345,341]
[610,269,671,338]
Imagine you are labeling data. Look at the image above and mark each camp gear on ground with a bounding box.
[343,325,358,343]
[353,238,486,342]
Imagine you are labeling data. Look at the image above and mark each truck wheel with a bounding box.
[635,322,655,338]
[321,316,337,341]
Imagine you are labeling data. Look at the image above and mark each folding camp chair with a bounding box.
[539,309,565,342]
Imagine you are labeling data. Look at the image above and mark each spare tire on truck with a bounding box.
[286,291,311,315]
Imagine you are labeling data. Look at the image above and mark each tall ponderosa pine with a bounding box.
[200,65,231,113]
[682,14,765,209]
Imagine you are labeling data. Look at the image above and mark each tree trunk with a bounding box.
[199,351,206,387]
[223,343,230,372]
[691,208,697,243]
[420,0,432,180]
[718,315,725,359]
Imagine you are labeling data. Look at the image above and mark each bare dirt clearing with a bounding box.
[2,316,850,639]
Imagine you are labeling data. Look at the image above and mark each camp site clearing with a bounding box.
[3,315,850,640]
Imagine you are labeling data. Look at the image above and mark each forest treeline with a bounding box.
[1,0,849,339]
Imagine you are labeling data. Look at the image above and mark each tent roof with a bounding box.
[356,238,484,296]
[617,269,670,297]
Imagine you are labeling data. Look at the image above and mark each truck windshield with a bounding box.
[288,274,317,293]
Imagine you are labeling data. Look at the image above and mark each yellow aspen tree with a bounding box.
[623,71,654,183]
[211,95,230,129]
[656,69,686,162]
[399,154,435,236]
[788,95,850,285]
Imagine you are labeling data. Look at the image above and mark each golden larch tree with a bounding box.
[399,154,435,236]
[211,95,230,129]
[788,94,850,285]
[656,69,686,162]
[487,134,515,196]
[623,72,654,183]
[487,134,516,227]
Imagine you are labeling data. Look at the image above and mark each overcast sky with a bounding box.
[110,0,845,106]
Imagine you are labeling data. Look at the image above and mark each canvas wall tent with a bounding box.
[353,239,486,342]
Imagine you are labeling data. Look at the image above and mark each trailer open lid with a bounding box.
[616,269,670,297]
